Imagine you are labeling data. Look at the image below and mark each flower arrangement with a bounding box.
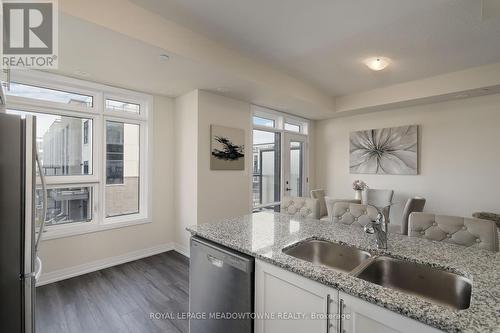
[352,180,368,191]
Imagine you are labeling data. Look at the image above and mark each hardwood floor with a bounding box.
[36,251,189,333]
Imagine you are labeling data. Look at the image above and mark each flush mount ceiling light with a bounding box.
[364,57,391,71]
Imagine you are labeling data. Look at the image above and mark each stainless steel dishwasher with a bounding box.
[189,236,254,333]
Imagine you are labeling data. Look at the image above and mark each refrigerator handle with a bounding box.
[34,151,47,255]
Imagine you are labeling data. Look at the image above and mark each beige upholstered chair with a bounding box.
[310,189,328,220]
[388,197,426,235]
[409,213,499,252]
[400,197,426,235]
[362,189,394,221]
[332,202,378,228]
[281,197,319,219]
[325,198,362,222]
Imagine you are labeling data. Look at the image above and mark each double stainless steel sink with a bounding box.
[282,239,472,310]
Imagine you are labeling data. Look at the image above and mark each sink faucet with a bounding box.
[364,211,388,250]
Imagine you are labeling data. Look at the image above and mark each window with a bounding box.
[252,105,309,134]
[253,116,275,128]
[106,121,125,184]
[105,121,140,218]
[252,105,309,212]
[8,82,93,107]
[284,122,301,132]
[252,130,280,210]
[83,120,89,144]
[289,141,304,197]
[7,110,93,176]
[7,71,151,239]
[106,99,140,114]
[37,187,93,226]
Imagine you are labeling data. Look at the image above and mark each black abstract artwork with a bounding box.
[210,125,245,170]
[211,136,245,160]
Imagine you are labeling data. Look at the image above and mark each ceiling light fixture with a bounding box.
[364,57,391,71]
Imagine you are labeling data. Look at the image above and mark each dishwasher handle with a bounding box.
[207,254,224,268]
[191,236,254,273]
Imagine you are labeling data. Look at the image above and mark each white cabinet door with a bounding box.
[339,292,443,333]
[255,260,337,333]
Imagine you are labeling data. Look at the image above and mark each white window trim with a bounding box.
[9,70,153,240]
[252,104,310,134]
[102,115,150,225]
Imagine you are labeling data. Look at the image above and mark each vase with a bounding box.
[354,190,363,201]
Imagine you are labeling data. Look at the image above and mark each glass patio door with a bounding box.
[283,133,308,199]
[252,129,281,211]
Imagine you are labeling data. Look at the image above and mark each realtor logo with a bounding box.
[1,0,58,68]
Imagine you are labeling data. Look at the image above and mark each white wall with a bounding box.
[197,91,252,224]
[173,90,199,254]
[172,90,252,253]
[39,95,175,274]
[315,93,500,226]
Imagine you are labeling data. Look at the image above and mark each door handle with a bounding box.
[338,298,344,333]
[326,294,333,332]
[285,187,292,191]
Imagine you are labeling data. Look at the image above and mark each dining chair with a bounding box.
[325,197,362,222]
[408,212,499,252]
[388,197,426,235]
[399,197,426,235]
[331,202,378,228]
[362,188,394,221]
[310,189,328,220]
[281,196,320,219]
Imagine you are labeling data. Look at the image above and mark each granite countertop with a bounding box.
[186,212,500,333]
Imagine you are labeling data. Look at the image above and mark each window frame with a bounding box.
[7,104,101,184]
[38,183,99,236]
[102,115,149,225]
[252,115,275,128]
[8,70,153,240]
[251,128,282,210]
[252,104,309,134]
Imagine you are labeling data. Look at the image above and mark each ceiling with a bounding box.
[129,0,500,96]
[56,14,236,97]
[54,14,333,119]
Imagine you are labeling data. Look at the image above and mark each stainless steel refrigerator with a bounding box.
[0,111,46,332]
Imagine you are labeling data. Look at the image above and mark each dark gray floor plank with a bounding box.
[36,251,189,333]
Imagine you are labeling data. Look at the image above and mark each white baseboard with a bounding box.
[173,242,190,258]
[37,243,174,286]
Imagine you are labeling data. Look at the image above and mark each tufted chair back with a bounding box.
[281,197,319,219]
[325,198,361,222]
[409,213,499,252]
[332,202,378,228]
